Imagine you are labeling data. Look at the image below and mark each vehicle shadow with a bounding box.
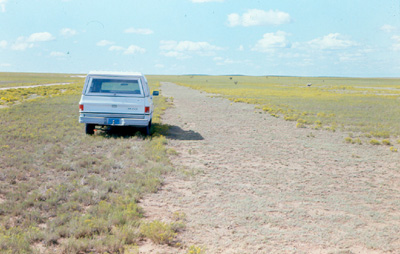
[93,123,204,141]
[165,125,204,141]
[95,126,146,139]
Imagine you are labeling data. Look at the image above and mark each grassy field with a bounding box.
[0,72,85,106]
[0,72,83,88]
[1,72,400,253]
[153,75,400,146]
[0,73,182,253]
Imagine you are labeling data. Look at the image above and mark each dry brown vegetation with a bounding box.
[2,73,400,253]
[0,75,178,253]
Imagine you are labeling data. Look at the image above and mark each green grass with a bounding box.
[0,74,174,253]
[150,75,400,142]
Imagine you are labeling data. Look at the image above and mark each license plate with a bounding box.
[107,118,120,125]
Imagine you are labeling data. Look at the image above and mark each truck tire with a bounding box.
[142,121,152,136]
[85,124,95,135]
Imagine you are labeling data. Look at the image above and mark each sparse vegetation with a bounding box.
[296,119,307,128]
[370,139,381,145]
[153,75,400,147]
[140,220,177,245]
[0,72,82,88]
[345,137,353,143]
[187,245,206,254]
[0,74,174,253]
[153,80,400,253]
[2,73,400,253]
[345,137,362,145]
[307,132,315,138]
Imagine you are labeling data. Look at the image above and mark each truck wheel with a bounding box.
[85,124,95,135]
[142,121,152,136]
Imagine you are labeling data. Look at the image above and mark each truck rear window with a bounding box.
[89,79,142,95]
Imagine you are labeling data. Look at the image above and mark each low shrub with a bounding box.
[187,245,206,254]
[370,139,381,145]
[140,220,177,245]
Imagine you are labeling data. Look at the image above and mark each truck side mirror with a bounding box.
[152,91,159,96]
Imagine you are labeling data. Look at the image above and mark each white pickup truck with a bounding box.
[79,71,159,135]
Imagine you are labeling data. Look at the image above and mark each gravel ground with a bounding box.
[140,82,400,254]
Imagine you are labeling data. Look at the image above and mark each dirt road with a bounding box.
[141,82,400,254]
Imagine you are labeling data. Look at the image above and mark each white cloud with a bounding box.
[155,64,165,68]
[227,14,241,27]
[124,45,146,54]
[107,45,146,55]
[27,32,55,42]
[337,47,375,62]
[60,28,77,37]
[160,40,223,59]
[97,40,114,46]
[0,40,7,48]
[124,27,154,35]
[109,45,124,51]
[308,33,357,50]
[0,63,11,67]
[213,56,252,66]
[228,9,291,27]
[252,31,290,52]
[0,0,7,12]
[159,40,177,51]
[221,59,239,64]
[10,32,54,51]
[160,40,223,51]
[11,36,34,51]
[238,45,244,51]
[161,51,189,59]
[50,51,66,57]
[11,43,32,51]
[381,24,396,33]
[213,57,242,65]
[191,0,224,2]
[278,52,307,58]
[392,35,400,51]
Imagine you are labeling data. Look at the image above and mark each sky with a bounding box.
[0,0,400,77]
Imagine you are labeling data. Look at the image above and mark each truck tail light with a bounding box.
[79,104,84,111]
[145,106,150,113]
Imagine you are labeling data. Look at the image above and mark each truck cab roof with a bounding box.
[87,71,144,77]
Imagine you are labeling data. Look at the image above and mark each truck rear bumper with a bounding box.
[79,113,151,127]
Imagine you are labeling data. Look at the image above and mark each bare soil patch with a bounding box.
[140,82,400,254]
